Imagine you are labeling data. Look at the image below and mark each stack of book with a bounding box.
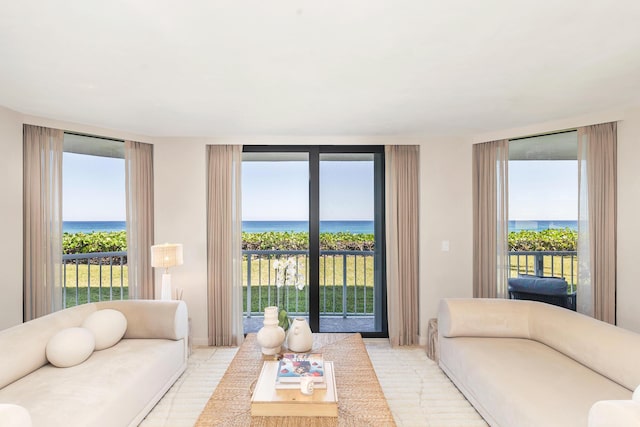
[275,353,326,389]
[250,352,338,417]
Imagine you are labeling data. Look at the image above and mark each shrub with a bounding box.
[508,228,577,252]
[63,231,127,254]
[242,231,375,251]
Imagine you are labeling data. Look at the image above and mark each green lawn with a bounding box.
[243,254,375,287]
[242,285,374,315]
[509,253,578,290]
[242,254,376,316]
[63,264,128,308]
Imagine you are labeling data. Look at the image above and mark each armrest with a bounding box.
[96,300,188,340]
[438,298,532,339]
[0,404,32,427]
[589,400,640,427]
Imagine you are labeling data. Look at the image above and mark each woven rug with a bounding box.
[140,339,487,427]
[194,333,395,427]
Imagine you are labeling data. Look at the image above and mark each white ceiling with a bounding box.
[1,1,640,137]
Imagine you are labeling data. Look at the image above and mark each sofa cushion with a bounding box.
[82,309,127,350]
[529,302,640,391]
[438,298,532,339]
[439,337,632,427]
[0,303,97,388]
[45,327,95,368]
[0,339,186,427]
[588,400,640,427]
[0,404,32,427]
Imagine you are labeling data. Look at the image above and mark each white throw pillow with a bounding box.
[0,404,32,427]
[82,309,127,350]
[46,327,95,368]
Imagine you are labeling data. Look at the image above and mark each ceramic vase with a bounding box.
[256,306,286,355]
[286,317,313,352]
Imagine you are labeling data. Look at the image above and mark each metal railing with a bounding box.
[243,249,375,318]
[509,250,577,288]
[62,251,128,308]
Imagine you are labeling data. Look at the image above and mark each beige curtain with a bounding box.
[125,141,155,299]
[577,122,617,323]
[207,145,244,346]
[23,124,64,320]
[385,145,420,346]
[472,140,509,298]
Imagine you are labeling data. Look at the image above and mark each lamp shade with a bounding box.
[151,243,184,269]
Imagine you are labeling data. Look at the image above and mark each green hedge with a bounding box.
[242,231,375,251]
[62,229,577,254]
[508,228,577,251]
[63,231,127,254]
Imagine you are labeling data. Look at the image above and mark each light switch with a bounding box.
[441,240,450,252]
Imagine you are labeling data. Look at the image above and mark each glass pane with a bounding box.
[508,132,578,302]
[318,153,382,333]
[62,147,127,308]
[242,152,309,334]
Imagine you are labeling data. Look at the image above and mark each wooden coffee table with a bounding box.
[195,333,396,426]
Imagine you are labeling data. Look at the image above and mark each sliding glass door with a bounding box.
[318,151,385,333]
[242,146,386,338]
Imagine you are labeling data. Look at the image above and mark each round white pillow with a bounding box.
[82,309,127,350]
[46,327,95,368]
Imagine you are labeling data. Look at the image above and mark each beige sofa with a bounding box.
[438,298,640,427]
[0,300,188,427]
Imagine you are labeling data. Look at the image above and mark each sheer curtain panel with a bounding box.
[472,140,509,299]
[23,124,64,320]
[577,122,617,323]
[385,145,419,346]
[207,145,244,346]
[125,141,155,299]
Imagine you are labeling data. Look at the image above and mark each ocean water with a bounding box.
[62,220,576,234]
[63,221,126,234]
[509,220,577,232]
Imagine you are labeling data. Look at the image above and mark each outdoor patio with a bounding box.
[244,315,377,334]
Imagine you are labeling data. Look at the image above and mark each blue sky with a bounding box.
[63,153,125,221]
[509,160,577,220]
[62,153,578,223]
[241,160,375,221]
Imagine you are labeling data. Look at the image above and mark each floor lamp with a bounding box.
[151,243,184,300]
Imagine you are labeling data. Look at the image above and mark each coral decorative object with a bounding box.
[286,318,313,352]
[256,306,286,355]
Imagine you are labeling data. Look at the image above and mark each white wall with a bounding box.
[0,106,24,329]
[152,139,209,344]
[616,107,640,332]
[419,137,473,340]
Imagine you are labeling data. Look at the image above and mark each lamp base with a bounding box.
[161,273,172,300]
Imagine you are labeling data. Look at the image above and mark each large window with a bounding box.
[242,146,387,337]
[508,131,578,295]
[62,133,127,307]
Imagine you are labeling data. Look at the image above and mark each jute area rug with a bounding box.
[195,333,395,426]
[140,339,487,427]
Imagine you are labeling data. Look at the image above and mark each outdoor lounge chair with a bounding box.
[508,275,576,311]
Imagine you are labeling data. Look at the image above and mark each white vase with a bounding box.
[286,317,313,352]
[256,306,286,355]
